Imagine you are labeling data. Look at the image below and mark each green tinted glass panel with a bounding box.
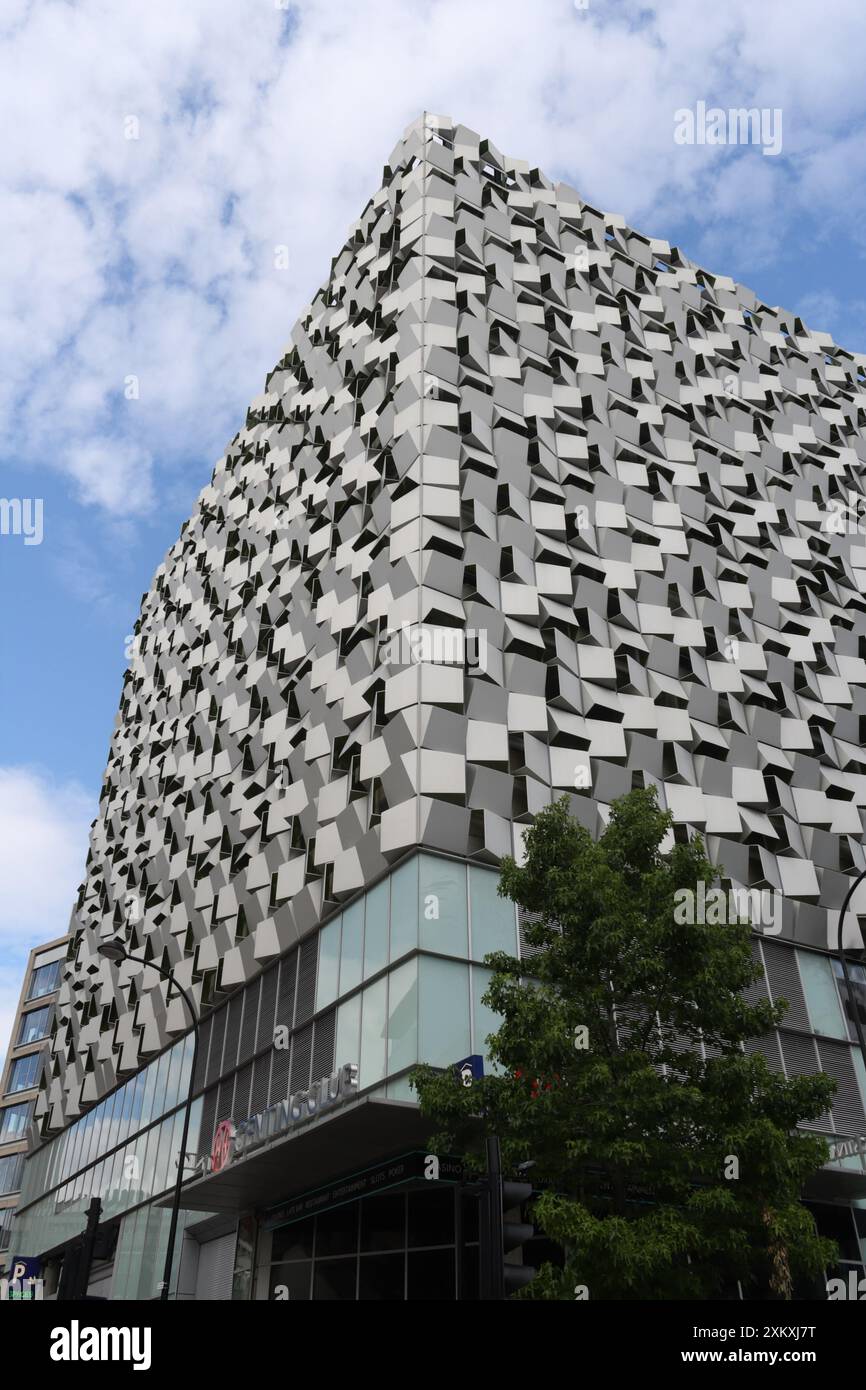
[419,957,470,1067]
[316,916,341,1011]
[471,966,501,1066]
[340,900,364,996]
[335,994,361,1071]
[360,977,388,1088]
[798,951,847,1039]
[364,879,389,980]
[419,856,468,957]
[386,958,418,1074]
[389,857,418,961]
[469,866,516,961]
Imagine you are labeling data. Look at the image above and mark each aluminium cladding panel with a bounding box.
[195,1009,337,1161]
[49,112,866,1145]
[761,941,811,1032]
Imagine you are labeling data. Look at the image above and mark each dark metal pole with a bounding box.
[76,1196,103,1299]
[455,1173,464,1302]
[105,949,199,1302]
[486,1134,504,1302]
[158,979,200,1303]
[835,867,866,1076]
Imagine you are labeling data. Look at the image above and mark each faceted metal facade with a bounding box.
[45,113,866,1134]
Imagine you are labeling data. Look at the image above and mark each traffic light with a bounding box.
[481,1135,537,1299]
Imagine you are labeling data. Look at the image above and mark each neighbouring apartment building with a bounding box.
[0,934,67,1269]
[10,113,866,1298]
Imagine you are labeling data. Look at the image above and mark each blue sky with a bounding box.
[2,0,866,1050]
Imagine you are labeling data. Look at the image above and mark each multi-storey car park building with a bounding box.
[11,113,866,1300]
[0,935,67,1267]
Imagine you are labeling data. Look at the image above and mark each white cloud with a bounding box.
[0,962,27,1078]
[0,767,93,1068]
[0,766,93,942]
[1,0,865,518]
[64,439,155,516]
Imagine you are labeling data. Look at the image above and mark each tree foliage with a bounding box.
[412,789,837,1299]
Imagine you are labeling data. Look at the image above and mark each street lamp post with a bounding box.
[97,939,200,1302]
[834,868,866,1077]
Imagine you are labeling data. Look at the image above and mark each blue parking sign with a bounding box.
[454,1054,484,1087]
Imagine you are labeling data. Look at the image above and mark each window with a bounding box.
[0,1154,24,1195]
[471,966,500,1065]
[7,1053,40,1093]
[265,1187,473,1301]
[386,958,418,1074]
[363,879,389,980]
[0,1102,32,1141]
[832,959,866,1027]
[17,1005,51,1046]
[389,857,419,961]
[359,977,387,1088]
[419,856,468,957]
[340,901,364,995]
[26,960,62,1001]
[798,951,848,1040]
[469,865,517,960]
[316,916,341,1012]
[419,957,470,1066]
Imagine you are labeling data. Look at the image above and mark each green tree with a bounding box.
[412,789,837,1300]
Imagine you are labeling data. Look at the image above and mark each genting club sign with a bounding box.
[208,1063,359,1174]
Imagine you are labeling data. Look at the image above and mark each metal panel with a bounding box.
[817,1040,866,1137]
[311,1010,336,1081]
[256,967,278,1054]
[206,1008,227,1089]
[194,1229,237,1302]
[249,1053,270,1114]
[198,1086,217,1159]
[192,1015,212,1093]
[289,1023,313,1093]
[232,1061,253,1122]
[238,977,260,1066]
[277,949,297,1034]
[269,1037,291,1106]
[294,939,317,1028]
[763,941,810,1030]
[222,994,243,1076]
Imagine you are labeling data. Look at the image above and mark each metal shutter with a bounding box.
[256,966,278,1052]
[193,1014,213,1091]
[206,1007,227,1088]
[249,1053,270,1113]
[762,941,809,1030]
[222,993,243,1074]
[294,938,317,1027]
[817,1040,866,1137]
[195,1230,237,1302]
[311,1010,336,1081]
[233,1061,253,1121]
[216,1076,234,1127]
[290,1023,313,1092]
[518,907,548,962]
[199,1086,217,1157]
[741,940,770,1006]
[238,977,260,1065]
[270,1032,291,1103]
[743,1031,784,1071]
[277,949,298,1031]
[780,1031,832,1131]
